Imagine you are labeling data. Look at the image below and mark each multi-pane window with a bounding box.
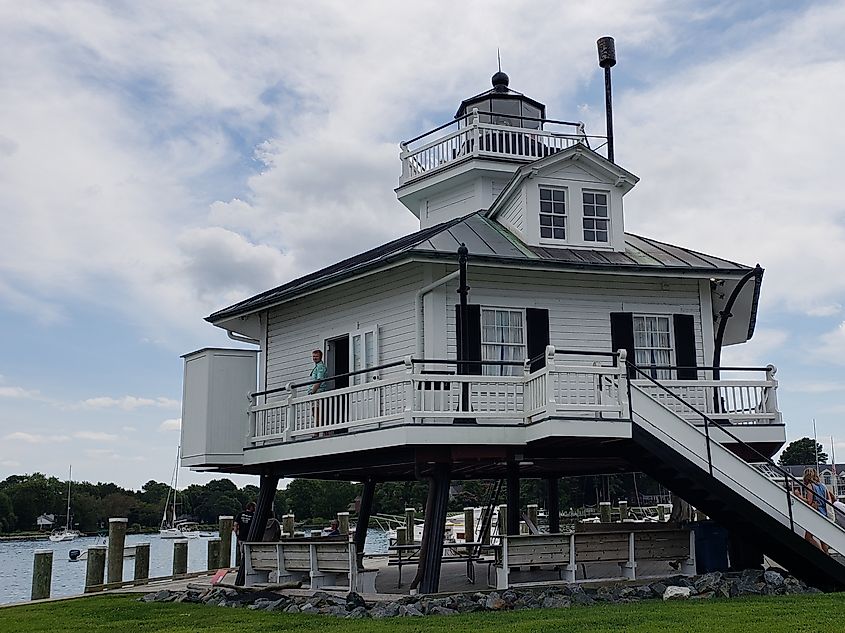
[583,190,609,243]
[539,187,566,240]
[633,315,672,380]
[481,308,525,376]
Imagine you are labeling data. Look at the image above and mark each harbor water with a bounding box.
[0,528,390,605]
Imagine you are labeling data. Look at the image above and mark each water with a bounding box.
[0,528,390,605]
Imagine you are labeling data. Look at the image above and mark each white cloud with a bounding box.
[4,432,70,444]
[0,385,41,399]
[73,431,119,442]
[159,418,182,432]
[122,426,137,432]
[617,4,845,318]
[76,396,180,411]
[0,460,21,468]
[813,321,845,365]
[720,328,788,368]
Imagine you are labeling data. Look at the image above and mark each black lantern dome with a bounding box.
[456,72,546,129]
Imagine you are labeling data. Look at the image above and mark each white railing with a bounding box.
[633,367,780,426]
[399,113,600,185]
[247,350,780,446]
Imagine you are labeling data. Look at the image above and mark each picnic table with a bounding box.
[388,541,497,586]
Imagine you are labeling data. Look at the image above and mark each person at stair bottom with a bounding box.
[802,468,830,554]
[234,501,256,564]
[310,349,329,427]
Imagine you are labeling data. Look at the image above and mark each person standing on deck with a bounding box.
[310,349,329,426]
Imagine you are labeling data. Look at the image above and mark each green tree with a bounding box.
[0,491,17,532]
[778,438,828,466]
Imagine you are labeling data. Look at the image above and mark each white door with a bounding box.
[350,325,379,385]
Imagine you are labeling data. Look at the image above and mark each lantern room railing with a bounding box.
[398,111,608,186]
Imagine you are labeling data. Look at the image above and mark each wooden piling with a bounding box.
[282,514,295,538]
[395,526,407,546]
[337,511,350,535]
[497,504,507,538]
[405,507,415,543]
[84,545,106,593]
[207,538,221,571]
[218,515,234,567]
[31,549,52,600]
[107,517,128,584]
[527,504,538,530]
[658,504,667,522]
[173,539,188,577]
[619,500,629,521]
[463,507,475,543]
[134,542,150,581]
[599,501,612,523]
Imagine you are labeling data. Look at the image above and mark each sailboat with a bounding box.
[159,446,199,539]
[49,466,77,542]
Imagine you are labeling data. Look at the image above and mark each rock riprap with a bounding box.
[138,570,821,618]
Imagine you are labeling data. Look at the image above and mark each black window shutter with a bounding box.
[610,312,635,378]
[673,314,697,380]
[455,304,482,375]
[526,308,550,372]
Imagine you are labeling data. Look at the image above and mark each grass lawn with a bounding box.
[2,593,844,633]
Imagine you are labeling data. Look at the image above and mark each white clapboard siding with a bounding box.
[491,178,509,201]
[543,163,605,184]
[425,182,476,226]
[444,269,704,366]
[265,265,423,390]
[497,189,525,233]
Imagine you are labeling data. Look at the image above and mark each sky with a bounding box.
[1,1,844,490]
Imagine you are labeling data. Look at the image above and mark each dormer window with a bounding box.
[539,187,566,240]
[583,190,609,243]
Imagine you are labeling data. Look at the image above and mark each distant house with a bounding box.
[36,514,55,530]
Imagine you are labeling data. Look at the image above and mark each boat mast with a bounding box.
[65,465,72,531]
[172,445,180,525]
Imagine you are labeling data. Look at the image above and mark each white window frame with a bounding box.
[480,307,526,377]
[582,189,610,244]
[538,186,567,242]
[350,324,379,385]
[633,314,674,380]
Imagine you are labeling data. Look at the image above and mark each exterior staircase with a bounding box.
[628,380,845,591]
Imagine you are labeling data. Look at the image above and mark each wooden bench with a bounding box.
[243,539,377,593]
[494,525,695,589]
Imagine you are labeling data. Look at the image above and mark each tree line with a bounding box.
[0,438,818,533]
[0,472,663,534]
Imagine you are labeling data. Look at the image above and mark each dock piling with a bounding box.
[107,517,128,584]
[218,515,234,567]
[84,545,107,593]
[134,542,150,581]
[337,511,350,535]
[658,504,667,522]
[207,538,221,570]
[619,500,629,521]
[173,539,188,577]
[599,501,612,523]
[282,513,295,538]
[463,507,475,544]
[405,507,415,543]
[31,549,52,600]
[497,504,507,538]
[396,526,407,546]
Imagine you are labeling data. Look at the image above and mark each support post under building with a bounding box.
[506,461,520,535]
[354,480,376,568]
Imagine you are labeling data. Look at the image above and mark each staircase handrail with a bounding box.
[626,361,843,532]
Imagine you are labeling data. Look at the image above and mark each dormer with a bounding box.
[396,72,591,229]
[486,144,638,252]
